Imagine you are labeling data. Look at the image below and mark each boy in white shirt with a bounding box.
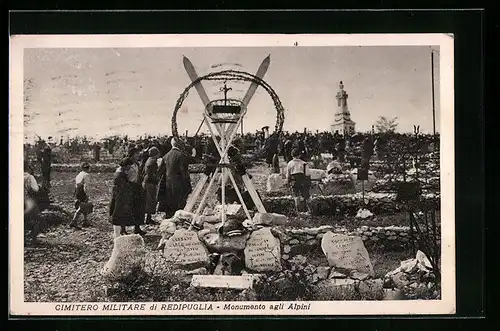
[286,148,313,214]
[70,162,92,229]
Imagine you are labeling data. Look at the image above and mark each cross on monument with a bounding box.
[220,81,232,105]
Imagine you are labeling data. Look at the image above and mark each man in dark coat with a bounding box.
[36,141,52,190]
[93,142,101,162]
[157,138,192,218]
[284,138,293,162]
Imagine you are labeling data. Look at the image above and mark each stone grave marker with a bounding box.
[321,232,374,276]
[266,173,285,192]
[163,229,210,269]
[309,169,327,181]
[190,275,255,289]
[244,228,282,272]
[102,234,146,281]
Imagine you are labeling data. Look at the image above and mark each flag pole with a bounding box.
[431,50,437,143]
[431,50,436,136]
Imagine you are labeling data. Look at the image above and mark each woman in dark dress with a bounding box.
[109,157,135,238]
[142,147,160,224]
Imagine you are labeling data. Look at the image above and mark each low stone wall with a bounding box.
[52,163,118,173]
[272,225,441,257]
[263,193,440,217]
[51,163,206,173]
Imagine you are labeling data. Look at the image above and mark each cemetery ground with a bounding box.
[24,162,440,302]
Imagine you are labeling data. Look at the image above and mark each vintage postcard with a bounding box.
[9,33,455,316]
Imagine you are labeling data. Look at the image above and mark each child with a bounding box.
[70,162,92,229]
[286,148,313,214]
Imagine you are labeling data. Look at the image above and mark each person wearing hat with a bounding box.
[336,135,346,162]
[37,140,52,191]
[139,140,151,175]
[109,157,136,238]
[283,138,293,162]
[141,146,160,225]
[157,137,192,218]
[70,162,92,229]
[126,147,147,235]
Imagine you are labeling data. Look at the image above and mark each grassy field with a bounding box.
[24,166,413,302]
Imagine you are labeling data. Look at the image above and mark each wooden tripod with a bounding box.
[181,55,271,230]
[184,112,266,229]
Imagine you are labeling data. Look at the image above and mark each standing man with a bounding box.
[284,138,293,162]
[39,141,52,191]
[361,136,374,167]
[337,135,346,162]
[157,138,192,218]
[93,141,101,162]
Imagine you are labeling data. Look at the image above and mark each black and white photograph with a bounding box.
[10,34,455,315]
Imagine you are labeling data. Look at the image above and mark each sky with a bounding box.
[23,46,440,140]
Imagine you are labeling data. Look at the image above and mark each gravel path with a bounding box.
[23,164,409,302]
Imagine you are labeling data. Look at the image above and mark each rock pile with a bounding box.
[270,225,334,260]
[266,253,385,301]
[384,250,439,299]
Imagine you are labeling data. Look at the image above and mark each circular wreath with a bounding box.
[171,69,285,140]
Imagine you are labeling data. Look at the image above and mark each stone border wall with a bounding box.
[271,225,441,257]
[51,163,206,173]
[263,193,440,217]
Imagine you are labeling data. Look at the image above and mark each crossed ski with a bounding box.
[182,55,271,225]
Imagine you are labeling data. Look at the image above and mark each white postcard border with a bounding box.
[9,33,455,316]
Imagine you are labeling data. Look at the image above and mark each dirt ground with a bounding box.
[24,165,410,302]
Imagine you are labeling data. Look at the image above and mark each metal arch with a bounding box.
[171,69,285,139]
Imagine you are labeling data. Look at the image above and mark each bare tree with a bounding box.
[375,116,399,133]
[24,78,37,126]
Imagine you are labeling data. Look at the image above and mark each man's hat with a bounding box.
[127,147,139,157]
[148,147,160,157]
[119,157,134,167]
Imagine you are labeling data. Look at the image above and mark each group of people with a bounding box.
[69,137,193,239]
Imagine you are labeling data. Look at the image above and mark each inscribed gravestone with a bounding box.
[163,229,210,269]
[244,228,282,272]
[321,232,374,276]
[267,173,284,192]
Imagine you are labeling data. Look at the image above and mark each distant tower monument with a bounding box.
[331,81,356,136]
